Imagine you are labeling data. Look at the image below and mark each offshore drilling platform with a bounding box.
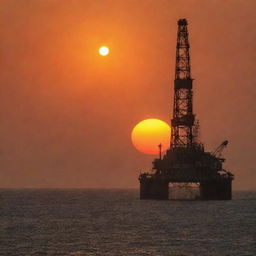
[139,19,234,200]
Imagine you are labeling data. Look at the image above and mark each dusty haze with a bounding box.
[0,0,255,189]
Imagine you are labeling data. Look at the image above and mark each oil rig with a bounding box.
[139,19,234,200]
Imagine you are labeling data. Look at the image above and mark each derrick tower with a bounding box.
[171,19,195,148]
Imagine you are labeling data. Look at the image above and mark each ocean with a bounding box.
[0,189,255,256]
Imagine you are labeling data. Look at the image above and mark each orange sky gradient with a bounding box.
[0,0,255,190]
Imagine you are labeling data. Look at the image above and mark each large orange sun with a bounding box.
[131,119,171,155]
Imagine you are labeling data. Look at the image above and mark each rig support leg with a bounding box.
[140,179,169,200]
[200,179,232,200]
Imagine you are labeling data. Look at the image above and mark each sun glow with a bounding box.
[99,46,109,56]
[131,119,171,155]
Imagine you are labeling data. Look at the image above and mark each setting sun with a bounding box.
[131,119,171,155]
[99,46,109,56]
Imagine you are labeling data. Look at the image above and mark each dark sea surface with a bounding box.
[0,189,255,256]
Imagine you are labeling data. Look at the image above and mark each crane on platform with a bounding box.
[211,140,228,159]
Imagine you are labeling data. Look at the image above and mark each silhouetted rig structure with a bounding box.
[139,19,234,200]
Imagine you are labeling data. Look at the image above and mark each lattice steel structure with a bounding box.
[171,19,195,148]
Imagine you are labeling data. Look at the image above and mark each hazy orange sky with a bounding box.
[0,0,255,189]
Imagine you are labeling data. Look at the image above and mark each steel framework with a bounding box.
[171,19,195,148]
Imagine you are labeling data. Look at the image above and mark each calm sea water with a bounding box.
[0,189,255,256]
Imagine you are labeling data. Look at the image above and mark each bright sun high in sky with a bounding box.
[99,46,109,56]
[131,119,171,155]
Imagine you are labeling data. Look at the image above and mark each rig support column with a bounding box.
[200,179,232,200]
[140,179,169,200]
